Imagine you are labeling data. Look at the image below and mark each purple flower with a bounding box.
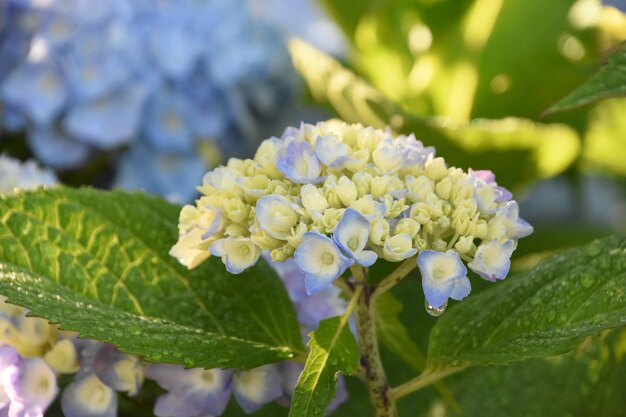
[145,364,232,417]
[2,357,58,417]
[233,365,283,414]
[61,373,117,417]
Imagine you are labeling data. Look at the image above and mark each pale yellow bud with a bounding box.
[435,177,452,200]
[45,339,79,373]
[394,218,421,237]
[454,236,474,254]
[301,184,329,216]
[370,218,390,246]
[406,175,434,203]
[223,198,249,224]
[425,157,448,181]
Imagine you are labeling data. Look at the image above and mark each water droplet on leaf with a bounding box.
[425,300,447,316]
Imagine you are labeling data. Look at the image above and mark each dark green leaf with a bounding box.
[545,48,626,114]
[289,316,359,417]
[418,328,626,417]
[0,187,305,369]
[289,39,580,189]
[375,292,426,370]
[427,236,626,368]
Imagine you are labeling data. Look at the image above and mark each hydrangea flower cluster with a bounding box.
[0,0,296,202]
[172,121,533,308]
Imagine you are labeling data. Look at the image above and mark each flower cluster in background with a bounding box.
[0,267,347,417]
[0,153,56,192]
[172,121,533,309]
[0,155,347,417]
[0,0,297,202]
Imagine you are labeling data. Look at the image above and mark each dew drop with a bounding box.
[425,300,447,317]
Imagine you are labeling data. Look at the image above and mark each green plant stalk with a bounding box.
[352,265,398,417]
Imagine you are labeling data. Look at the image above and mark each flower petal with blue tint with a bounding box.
[315,134,350,168]
[333,208,377,267]
[148,25,201,79]
[63,86,147,149]
[210,237,262,274]
[256,194,300,239]
[145,364,232,417]
[468,240,515,282]
[417,250,469,308]
[233,365,283,414]
[91,344,143,395]
[2,357,58,413]
[113,144,207,204]
[2,57,67,126]
[276,139,322,184]
[61,373,117,417]
[294,232,354,295]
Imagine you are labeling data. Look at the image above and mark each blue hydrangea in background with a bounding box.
[0,0,297,202]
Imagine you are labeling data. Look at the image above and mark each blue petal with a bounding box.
[28,128,92,169]
[142,88,197,154]
[422,276,454,309]
[304,272,337,295]
[354,250,377,267]
[2,59,67,125]
[63,86,147,149]
[276,140,322,184]
[450,276,471,301]
[113,144,206,204]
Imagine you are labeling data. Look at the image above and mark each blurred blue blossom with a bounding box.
[0,0,297,201]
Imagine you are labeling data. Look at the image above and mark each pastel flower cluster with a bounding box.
[0,0,296,202]
[172,121,533,307]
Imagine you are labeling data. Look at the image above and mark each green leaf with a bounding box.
[375,292,426,371]
[427,236,626,368]
[419,328,626,417]
[289,316,359,417]
[0,187,305,369]
[583,98,626,176]
[289,39,580,189]
[376,292,462,414]
[546,47,626,115]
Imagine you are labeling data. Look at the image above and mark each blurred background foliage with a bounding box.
[291,0,626,245]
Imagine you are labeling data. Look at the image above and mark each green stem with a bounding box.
[352,265,398,417]
[389,366,466,401]
[371,256,417,301]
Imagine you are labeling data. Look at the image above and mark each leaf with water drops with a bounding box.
[427,236,626,368]
[418,328,626,417]
[289,39,580,189]
[545,47,626,115]
[289,316,359,417]
[0,187,305,369]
